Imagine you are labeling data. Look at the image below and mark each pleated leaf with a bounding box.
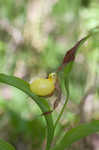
[53,120,99,150]
[0,73,54,150]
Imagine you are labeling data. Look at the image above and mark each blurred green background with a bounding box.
[0,0,99,149]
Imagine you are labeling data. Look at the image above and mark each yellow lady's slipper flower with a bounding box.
[30,72,57,96]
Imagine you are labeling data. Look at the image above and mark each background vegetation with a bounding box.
[0,0,99,150]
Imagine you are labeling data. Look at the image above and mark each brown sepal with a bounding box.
[57,36,87,71]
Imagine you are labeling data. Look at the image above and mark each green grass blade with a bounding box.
[52,120,99,150]
[0,73,54,150]
[0,139,15,150]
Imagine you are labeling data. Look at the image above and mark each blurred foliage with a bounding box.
[0,0,99,149]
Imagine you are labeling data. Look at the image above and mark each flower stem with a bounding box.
[54,90,69,130]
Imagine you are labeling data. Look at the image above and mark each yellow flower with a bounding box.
[30,73,57,96]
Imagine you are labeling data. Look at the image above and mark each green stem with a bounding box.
[54,90,69,130]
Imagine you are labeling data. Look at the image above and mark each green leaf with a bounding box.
[0,139,15,150]
[57,35,91,107]
[0,73,54,150]
[54,35,90,130]
[54,36,90,130]
[52,120,99,150]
